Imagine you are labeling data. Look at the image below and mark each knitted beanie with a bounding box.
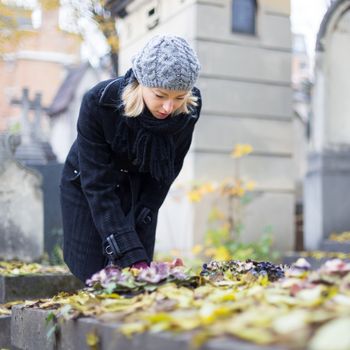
[131,35,200,91]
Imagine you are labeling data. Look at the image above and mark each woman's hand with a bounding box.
[131,261,149,270]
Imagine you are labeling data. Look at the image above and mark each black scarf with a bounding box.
[113,69,195,184]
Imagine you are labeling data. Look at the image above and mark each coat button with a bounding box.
[143,215,152,224]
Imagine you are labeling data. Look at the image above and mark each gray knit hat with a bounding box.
[131,35,200,91]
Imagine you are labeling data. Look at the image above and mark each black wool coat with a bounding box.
[60,72,202,282]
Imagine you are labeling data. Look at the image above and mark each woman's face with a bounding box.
[141,86,189,119]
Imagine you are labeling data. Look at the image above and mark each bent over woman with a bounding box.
[60,35,202,282]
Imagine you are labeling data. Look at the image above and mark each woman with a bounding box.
[60,35,202,282]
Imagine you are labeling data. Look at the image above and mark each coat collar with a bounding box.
[98,69,135,108]
[98,77,123,107]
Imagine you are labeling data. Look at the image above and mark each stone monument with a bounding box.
[0,133,44,260]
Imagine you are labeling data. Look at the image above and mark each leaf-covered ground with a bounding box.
[329,232,350,242]
[0,261,68,276]
[1,258,350,350]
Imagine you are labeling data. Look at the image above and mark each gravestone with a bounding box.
[0,133,44,261]
[31,163,64,258]
[304,1,350,250]
[11,87,63,259]
[12,88,50,165]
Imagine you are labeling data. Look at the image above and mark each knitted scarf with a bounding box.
[112,69,195,184]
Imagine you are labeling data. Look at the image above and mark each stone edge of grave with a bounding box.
[10,305,287,350]
[283,253,350,269]
[320,240,350,253]
[0,315,11,349]
[0,273,84,303]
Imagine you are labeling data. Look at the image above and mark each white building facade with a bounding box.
[112,0,294,254]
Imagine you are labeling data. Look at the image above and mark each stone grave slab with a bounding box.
[0,273,83,348]
[0,273,83,304]
[11,306,286,350]
[320,240,350,253]
[283,252,350,269]
[0,315,11,349]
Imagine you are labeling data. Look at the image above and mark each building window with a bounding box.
[146,3,159,30]
[231,0,257,35]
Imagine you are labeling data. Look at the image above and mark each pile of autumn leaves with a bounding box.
[5,258,350,349]
[0,260,68,276]
[0,259,350,350]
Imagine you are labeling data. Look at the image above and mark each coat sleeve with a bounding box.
[137,88,202,213]
[76,89,149,267]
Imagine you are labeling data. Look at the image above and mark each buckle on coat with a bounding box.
[104,234,122,258]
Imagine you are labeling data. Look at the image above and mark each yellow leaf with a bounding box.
[97,293,121,299]
[227,326,274,344]
[40,0,60,10]
[309,318,350,350]
[329,231,350,242]
[204,248,216,257]
[187,190,202,202]
[272,310,308,335]
[199,304,216,325]
[169,249,181,257]
[191,244,203,255]
[213,246,231,261]
[192,332,211,348]
[0,307,11,315]
[208,207,225,221]
[231,144,253,158]
[245,180,256,191]
[235,186,245,197]
[144,312,173,324]
[258,274,269,287]
[121,322,147,337]
[86,330,99,349]
[199,182,216,195]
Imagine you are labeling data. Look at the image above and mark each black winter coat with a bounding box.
[60,72,202,282]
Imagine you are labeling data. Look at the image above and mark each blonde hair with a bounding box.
[121,80,198,117]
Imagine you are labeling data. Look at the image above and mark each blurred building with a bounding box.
[292,34,310,88]
[292,33,311,250]
[0,6,81,131]
[292,33,310,196]
[304,0,350,250]
[47,61,109,162]
[107,0,294,254]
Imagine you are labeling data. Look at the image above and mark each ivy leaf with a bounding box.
[46,324,58,340]
[104,282,117,294]
[45,311,56,324]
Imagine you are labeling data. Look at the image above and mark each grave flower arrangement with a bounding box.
[9,258,350,350]
[85,258,200,294]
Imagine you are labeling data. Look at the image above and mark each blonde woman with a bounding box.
[60,35,201,282]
